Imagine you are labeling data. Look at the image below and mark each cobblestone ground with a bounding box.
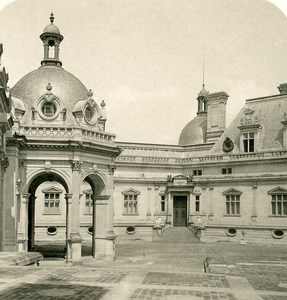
[0,240,286,299]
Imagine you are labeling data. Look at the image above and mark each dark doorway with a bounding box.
[173,196,187,227]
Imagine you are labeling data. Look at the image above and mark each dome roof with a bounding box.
[11,65,89,125]
[178,116,207,145]
[43,23,60,34]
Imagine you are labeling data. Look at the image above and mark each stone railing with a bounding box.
[115,149,287,165]
[18,125,115,144]
[229,152,265,160]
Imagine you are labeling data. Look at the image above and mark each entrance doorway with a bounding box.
[173,196,187,227]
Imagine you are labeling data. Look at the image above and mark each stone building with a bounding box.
[2,14,121,262]
[2,13,287,259]
[0,44,13,251]
[113,84,287,244]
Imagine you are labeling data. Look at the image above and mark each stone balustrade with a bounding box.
[18,125,115,144]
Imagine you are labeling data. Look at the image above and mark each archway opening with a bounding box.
[28,172,68,260]
[80,174,106,257]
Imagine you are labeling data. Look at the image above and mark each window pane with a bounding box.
[226,202,230,214]
[161,201,165,212]
[231,202,235,214]
[236,202,240,214]
[195,202,200,212]
[283,202,287,215]
[277,202,282,215]
[249,140,254,152]
[243,140,248,152]
[272,202,276,215]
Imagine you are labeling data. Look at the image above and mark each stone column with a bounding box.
[105,166,117,260]
[154,187,160,216]
[69,161,82,261]
[65,193,72,263]
[166,191,172,225]
[29,195,36,250]
[252,185,257,223]
[188,191,193,224]
[208,187,214,221]
[93,195,110,260]
[18,193,30,252]
[0,155,5,251]
[146,187,152,223]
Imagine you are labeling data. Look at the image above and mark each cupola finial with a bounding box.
[50,12,54,24]
[40,13,64,67]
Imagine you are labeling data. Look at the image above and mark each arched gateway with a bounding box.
[4,14,120,262]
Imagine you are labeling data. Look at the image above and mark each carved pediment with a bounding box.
[122,188,140,195]
[83,188,92,194]
[223,188,242,195]
[268,187,287,194]
[42,186,63,194]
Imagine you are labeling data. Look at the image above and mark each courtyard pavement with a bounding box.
[0,237,287,299]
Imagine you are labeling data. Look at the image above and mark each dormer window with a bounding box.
[243,132,254,153]
[36,83,61,121]
[85,106,94,122]
[238,109,262,153]
[42,102,56,117]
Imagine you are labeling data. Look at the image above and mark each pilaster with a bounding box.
[18,193,30,252]
[68,160,82,261]
[252,185,257,223]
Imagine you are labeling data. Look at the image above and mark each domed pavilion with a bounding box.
[4,13,121,262]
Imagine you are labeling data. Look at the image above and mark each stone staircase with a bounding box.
[153,226,200,243]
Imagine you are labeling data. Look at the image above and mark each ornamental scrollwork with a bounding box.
[222,137,234,153]
[0,152,9,172]
[108,164,116,175]
[70,160,82,171]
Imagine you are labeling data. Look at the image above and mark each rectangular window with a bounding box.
[243,132,255,153]
[226,195,240,215]
[222,168,232,175]
[44,193,60,214]
[271,194,287,216]
[195,195,200,212]
[193,170,202,176]
[124,194,138,214]
[85,194,93,214]
[161,195,166,213]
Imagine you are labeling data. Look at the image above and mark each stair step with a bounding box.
[153,227,200,243]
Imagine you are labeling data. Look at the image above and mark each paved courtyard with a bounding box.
[0,238,287,299]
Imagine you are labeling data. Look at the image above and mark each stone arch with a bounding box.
[81,171,114,260]
[23,171,70,253]
[27,171,70,194]
[82,172,107,196]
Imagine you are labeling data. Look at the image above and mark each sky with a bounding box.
[0,0,287,144]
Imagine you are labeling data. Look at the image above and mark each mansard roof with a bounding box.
[210,92,287,154]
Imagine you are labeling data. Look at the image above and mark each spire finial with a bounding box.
[202,48,205,89]
[50,12,54,23]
